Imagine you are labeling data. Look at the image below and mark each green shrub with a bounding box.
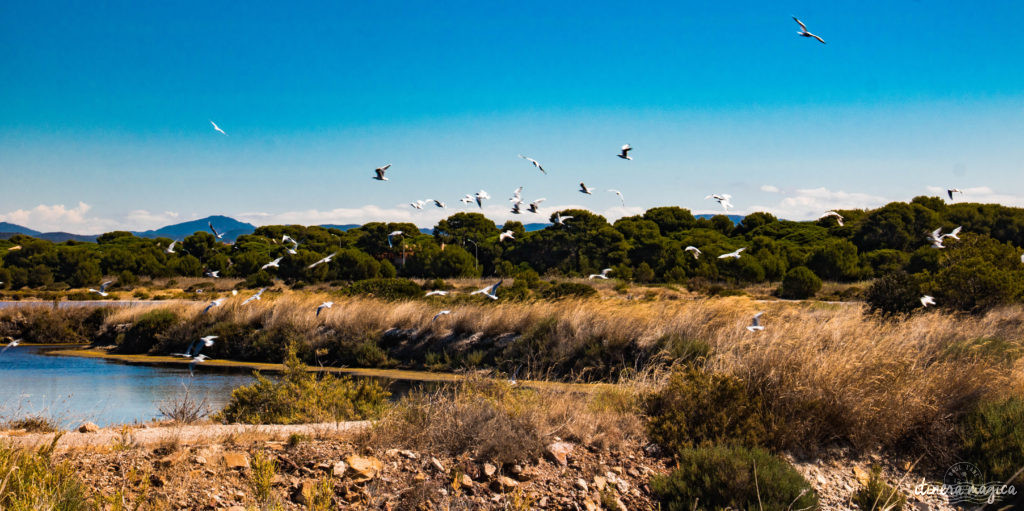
[778,266,822,299]
[346,278,421,300]
[219,346,390,424]
[249,451,278,505]
[852,466,906,511]
[650,444,818,511]
[932,234,1024,313]
[958,397,1024,483]
[940,337,1022,366]
[656,334,711,365]
[645,367,776,453]
[0,436,94,510]
[865,272,922,316]
[542,282,598,299]
[115,309,178,353]
[244,270,274,288]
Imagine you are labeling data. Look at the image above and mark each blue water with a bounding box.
[0,345,255,428]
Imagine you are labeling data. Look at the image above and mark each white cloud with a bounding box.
[747,187,889,220]
[760,184,780,193]
[0,203,182,233]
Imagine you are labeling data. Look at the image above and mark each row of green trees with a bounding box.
[2,196,1023,309]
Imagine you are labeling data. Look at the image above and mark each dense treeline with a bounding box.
[2,197,1024,309]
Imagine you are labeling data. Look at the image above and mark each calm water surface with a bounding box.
[0,345,255,428]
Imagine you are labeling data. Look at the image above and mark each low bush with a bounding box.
[778,266,822,299]
[852,466,906,511]
[650,444,818,511]
[957,397,1024,483]
[115,309,178,353]
[0,436,94,510]
[345,278,422,300]
[865,272,922,316]
[219,346,390,424]
[3,416,58,433]
[645,367,776,454]
[542,282,598,299]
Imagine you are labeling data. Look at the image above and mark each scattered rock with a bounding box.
[430,457,445,473]
[545,441,574,466]
[226,507,246,511]
[593,476,607,492]
[400,450,419,460]
[853,465,870,486]
[222,452,249,470]
[78,422,99,433]
[482,462,497,479]
[194,455,208,466]
[491,476,519,492]
[156,450,187,467]
[574,478,589,492]
[332,461,348,478]
[345,455,383,481]
[459,474,473,489]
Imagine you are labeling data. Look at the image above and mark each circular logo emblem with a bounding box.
[944,462,984,485]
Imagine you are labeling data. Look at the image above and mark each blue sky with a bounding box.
[2,1,1023,232]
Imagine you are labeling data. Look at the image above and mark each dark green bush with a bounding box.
[931,234,1024,313]
[650,444,818,511]
[958,397,1024,483]
[542,282,598,299]
[646,367,776,453]
[852,466,906,511]
[345,278,421,300]
[778,266,822,299]
[115,309,179,353]
[244,270,274,288]
[220,346,390,424]
[865,272,922,316]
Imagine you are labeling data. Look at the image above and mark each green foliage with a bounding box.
[852,466,906,511]
[249,451,278,506]
[865,272,922,316]
[345,278,421,300]
[645,367,776,453]
[115,309,178,354]
[779,266,822,299]
[0,436,95,511]
[940,337,1022,366]
[542,282,598,299]
[219,346,390,424]
[650,444,818,511]
[931,234,1024,313]
[957,397,1024,483]
[656,334,711,364]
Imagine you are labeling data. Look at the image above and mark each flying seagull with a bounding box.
[282,235,299,255]
[793,17,826,44]
[425,290,449,297]
[475,190,491,208]
[528,198,546,213]
[308,252,337,269]
[241,288,266,305]
[431,310,452,322]
[554,213,573,226]
[188,354,210,375]
[518,155,546,174]
[373,164,391,181]
[204,270,220,278]
[261,257,283,271]
[588,268,613,280]
[387,230,403,248]
[819,211,844,226]
[410,200,425,210]
[920,295,936,307]
[617,144,633,160]
[459,194,474,206]
[718,247,746,260]
[316,301,333,317]
[165,241,177,254]
[471,280,503,300]
[579,182,594,195]
[202,298,226,314]
[684,246,702,259]
[942,226,962,241]
[0,338,21,354]
[746,312,765,332]
[947,188,963,200]
[508,365,521,386]
[705,194,733,212]
[88,281,113,297]
[510,186,523,203]
[208,222,225,239]
[510,201,522,214]
[608,189,625,207]
[928,228,946,249]
[432,199,446,208]
[209,120,227,135]
[499,230,515,242]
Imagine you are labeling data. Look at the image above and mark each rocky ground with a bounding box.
[3,422,964,510]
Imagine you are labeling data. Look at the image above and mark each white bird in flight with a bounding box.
[209,120,227,135]
[947,188,963,200]
[511,201,523,215]
[793,17,826,44]
[942,226,962,241]
[528,198,546,213]
[819,211,844,226]
[188,354,210,375]
[459,194,475,206]
[373,164,391,181]
[425,290,449,297]
[471,280,503,300]
[510,186,523,203]
[387,231,403,248]
[1,338,21,354]
[684,246,702,259]
[261,257,283,271]
[746,312,765,332]
[718,247,746,260]
[432,199,446,208]
[475,190,491,208]
[242,288,266,305]
[308,252,337,269]
[203,298,226,314]
[205,270,220,278]
[920,295,936,307]
[608,189,625,207]
[410,200,425,210]
[282,235,299,254]
[928,228,946,248]
[705,194,733,212]
[518,155,546,174]
[89,281,113,297]
[499,230,515,242]
[165,241,177,254]
[617,144,632,160]
[432,310,452,322]
[316,301,333,317]
[208,222,225,240]
[579,182,594,195]
[554,213,573,226]
[588,268,613,280]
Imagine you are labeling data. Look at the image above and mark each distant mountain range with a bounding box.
[0,213,743,243]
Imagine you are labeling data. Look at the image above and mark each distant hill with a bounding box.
[133,215,256,242]
[695,214,744,225]
[318,224,362,231]
[524,223,550,232]
[0,222,41,236]
[0,222,98,242]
